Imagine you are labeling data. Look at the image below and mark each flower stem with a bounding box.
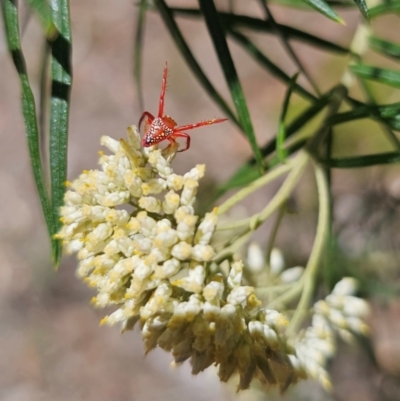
[217,161,293,216]
[213,230,253,263]
[255,282,294,296]
[217,151,310,231]
[267,277,305,309]
[286,160,330,336]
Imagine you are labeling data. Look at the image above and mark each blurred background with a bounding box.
[1,1,400,400]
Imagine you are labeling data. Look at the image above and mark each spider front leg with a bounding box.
[158,62,168,118]
[170,132,191,152]
[138,111,155,131]
[175,118,227,132]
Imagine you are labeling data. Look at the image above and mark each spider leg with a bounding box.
[158,62,168,117]
[172,132,191,152]
[139,111,155,131]
[175,118,228,132]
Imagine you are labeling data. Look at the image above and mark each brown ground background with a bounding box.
[1,1,400,400]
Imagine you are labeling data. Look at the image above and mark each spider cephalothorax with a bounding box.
[139,63,227,152]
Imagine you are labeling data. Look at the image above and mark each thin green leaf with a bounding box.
[216,89,333,195]
[281,73,300,121]
[349,66,400,150]
[153,0,240,128]
[215,139,306,195]
[318,152,400,168]
[133,0,147,111]
[1,0,55,256]
[272,0,355,7]
[276,123,288,162]
[352,0,369,21]
[258,0,320,96]
[302,0,344,23]
[326,103,400,127]
[369,2,400,18]
[39,40,51,168]
[261,87,334,159]
[277,73,299,162]
[169,7,350,54]
[325,104,400,149]
[378,103,400,118]
[369,36,400,61]
[336,107,400,132]
[24,0,58,38]
[49,0,72,266]
[306,84,347,154]
[198,0,264,172]
[229,30,318,102]
[350,64,400,89]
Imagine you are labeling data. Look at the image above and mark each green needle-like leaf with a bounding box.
[281,73,299,121]
[350,64,400,89]
[153,0,240,128]
[229,30,317,102]
[169,8,350,55]
[49,0,72,266]
[260,87,334,159]
[276,123,288,162]
[326,103,400,129]
[258,0,320,96]
[215,140,306,195]
[369,36,400,61]
[326,103,400,149]
[369,2,400,18]
[277,73,299,162]
[271,0,355,8]
[216,88,333,194]
[302,0,344,23]
[133,0,147,111]
[39,40,51,166]
[352,0,369,21]
[198,0,264,172]
[1,0,55,258]
[24,0,58,38]
[318,152,400,168]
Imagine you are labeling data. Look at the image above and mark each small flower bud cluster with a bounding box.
[140,261,299,391]
[314,277,370,341]
[288,278,370,390]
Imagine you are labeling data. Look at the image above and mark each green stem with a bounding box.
[286,160,330,336]
[217,151,309,231]
[213,230,253,264]
[341,22,400,151]
[265,203,286,271]
[217,161,293,215]
[255,282,294,296]
[259,0,320,97]
[267,277,305,309]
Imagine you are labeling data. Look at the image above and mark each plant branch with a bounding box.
[286,160,330,336]
[217,151,309,231]
[217,161,293,215]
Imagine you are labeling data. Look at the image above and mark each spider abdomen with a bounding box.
[143,117,175,147]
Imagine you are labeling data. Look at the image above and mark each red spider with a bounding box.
[139,63,227,152]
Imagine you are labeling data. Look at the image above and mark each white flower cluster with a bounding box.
[57,126,299,390]
[289,278,370,390]
[58,127,216,316]
[58,127,370,392]
[140,260,297,391]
